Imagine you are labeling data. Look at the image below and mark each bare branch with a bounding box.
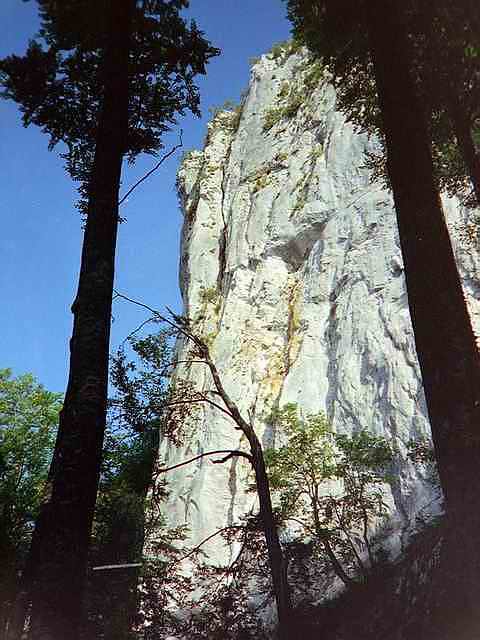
[113,289,202,347]
[196,391,235,420]
[158,449,252,474]
[92,563,142,571]
[169,359,209,367]
[120,315,157,346]
[211,450,253,465]
[161,395,235,420]
[176,525,245,564]
[118,130,183,205]
[283,517,315,537]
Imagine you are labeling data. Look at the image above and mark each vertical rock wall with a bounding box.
[158,45,480,568]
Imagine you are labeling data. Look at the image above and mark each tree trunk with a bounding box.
[367,2,480,637]
[250,440,293,640]
[204,351,293,638]
[310,495,355,586]
[15,2,134,639]
[322,538,355,587]
[448,95,480,205]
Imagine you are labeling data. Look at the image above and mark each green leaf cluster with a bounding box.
[286,0,480,205]
[0,369,62,627]
[0,369,62,553]
[86,329,177,638]
[265,404,393,582]
[0,0,219,212]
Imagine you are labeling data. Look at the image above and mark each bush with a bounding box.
[199,286,219,304]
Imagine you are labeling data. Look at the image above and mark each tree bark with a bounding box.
[16,2,134,639]
[203,349,293,639]
[310,494,355,586]
[366,2,480,637]
[250,441,293,640]
[448,95,480,205]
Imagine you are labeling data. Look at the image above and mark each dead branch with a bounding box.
[92,563,142,571]
[176,525,245,564]
[113,289,202,348]
[118,130,183,205]
[158,449,252,474]
[211,451,252,465]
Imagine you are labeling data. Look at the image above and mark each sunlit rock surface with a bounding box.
[157,46,480,571]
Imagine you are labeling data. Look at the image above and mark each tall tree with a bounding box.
[110,295,294,639]
[0,2,217,638]
[411,1,480,204]
[286,1,480,636]
[286,1,480,207]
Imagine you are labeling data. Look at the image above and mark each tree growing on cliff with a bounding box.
[286,2,480,636]
[0,2,218,637]
[113,291,293,640]
[265,405,393,587]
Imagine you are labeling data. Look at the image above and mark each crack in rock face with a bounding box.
[157,47,480,581]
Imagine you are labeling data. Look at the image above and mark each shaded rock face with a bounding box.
[159,46,480,571]
[298,523,445,640]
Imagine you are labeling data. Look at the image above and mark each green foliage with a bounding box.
[0,1,219,212]
[86,329,178,638]
[0,369,62,554]
[303,59,325,92]
[270,41,289,60]
[265,404,394,583]
[286,0,480,204]
[199,286,219,305]
[268,38,303,62]
[208,98,244,133]
[262,56,324,134]
[106,327,271,639]
[209,99,238,119]
[407,437,436,466]
[0,369,62,630]
[262,92,303,132]
[278,81,291,99]
[179,149,199,165]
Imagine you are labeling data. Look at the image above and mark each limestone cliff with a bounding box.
[158,44,480,574]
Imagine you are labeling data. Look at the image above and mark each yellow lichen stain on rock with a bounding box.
[285,277,303,369]
[262,351,288,402]
[193,286,224,354]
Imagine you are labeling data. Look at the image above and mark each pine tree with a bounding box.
[0,2,218,638]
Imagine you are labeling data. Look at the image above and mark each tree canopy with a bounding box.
[0,3,219,638]
[0,0,219,210]
[286,0,480,204]
[265,405,393,585]
[0,369,62,635]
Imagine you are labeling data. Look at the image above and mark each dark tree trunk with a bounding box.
[250,441,293,640]
[204,351,293,639]
[366,2,480,637]
[321,538,355,588]
[448,95,480,205]
[13,2,134,639]
[83,429,159,640]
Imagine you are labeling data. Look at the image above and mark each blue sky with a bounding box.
[0,0,291,392]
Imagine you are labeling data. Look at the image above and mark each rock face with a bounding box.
[158,45,480,571]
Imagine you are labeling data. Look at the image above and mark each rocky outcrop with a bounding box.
[158,43,480,575]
